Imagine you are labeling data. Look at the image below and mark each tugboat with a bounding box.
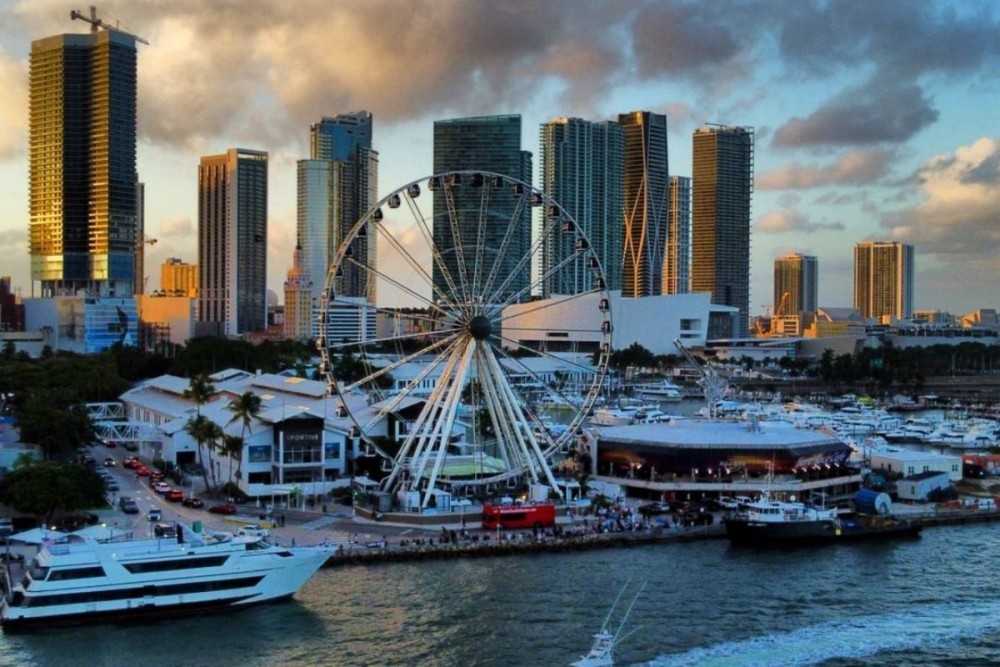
[723,488,922,545]
[571,581,645,667]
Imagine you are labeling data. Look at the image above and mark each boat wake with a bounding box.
[640,599,1000,667]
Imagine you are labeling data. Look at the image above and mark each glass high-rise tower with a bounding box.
[854,241,914,321]
[307,111,378,301]
[198,149,268,336]
[29,30,139,298]
[539,117,624,297]
[619,111,669,298]
[664,175,691,295]
[692,125,754,336]
[432,115,532,305]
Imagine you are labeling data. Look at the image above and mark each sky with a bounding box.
[0,0,998,316]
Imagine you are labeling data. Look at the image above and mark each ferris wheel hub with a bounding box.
[468,315,492,340]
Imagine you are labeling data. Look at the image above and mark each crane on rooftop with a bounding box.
[71,5,149,45]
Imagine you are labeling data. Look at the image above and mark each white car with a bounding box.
[153,481,171,494]
[236,525,271,539]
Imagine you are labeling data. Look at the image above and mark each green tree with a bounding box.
[221,434,244,487]
[17,398,95,460]
[0,461,106,525]
[227,391,261,483]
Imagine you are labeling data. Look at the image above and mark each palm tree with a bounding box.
[227,391,261,484]
[183,374,217,492]
[184,414,218,493]
[221,434,244,488]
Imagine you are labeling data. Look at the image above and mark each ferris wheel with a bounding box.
[317,171,611,508]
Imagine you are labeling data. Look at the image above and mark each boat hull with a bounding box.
[724,516,923,545]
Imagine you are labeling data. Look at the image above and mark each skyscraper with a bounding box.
[773,253,818,316]
[691,125,754,336]
[539,117,624,297]
[854,241,914,321]
[307,112,378,301]
[664,175,691,295]
[198,149,268,336]
[29,29,139,298]
[432,115,532,305]
[619,111,669,298]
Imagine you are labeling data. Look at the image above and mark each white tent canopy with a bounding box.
[9,527,68,545]
[73,525,130,542]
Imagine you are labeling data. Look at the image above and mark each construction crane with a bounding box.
[71,5,149,45]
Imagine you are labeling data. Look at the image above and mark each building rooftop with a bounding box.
[596,419,846,454]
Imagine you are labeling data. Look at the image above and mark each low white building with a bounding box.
[870,450,962,482]
[896,471,951,502]
[500,290,738,356]
[120,369,419,500]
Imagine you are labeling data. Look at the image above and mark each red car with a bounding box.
[208,503,238,515]
[135,467,150,477]
[165,489,184,502]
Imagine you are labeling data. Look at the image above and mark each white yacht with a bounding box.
[633,380,684,403]
[0,525,332,629]
[571,582,644,667]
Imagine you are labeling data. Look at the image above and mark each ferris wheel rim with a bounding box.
[317,170,612,492]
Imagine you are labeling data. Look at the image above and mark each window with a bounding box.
[47,566,105,581]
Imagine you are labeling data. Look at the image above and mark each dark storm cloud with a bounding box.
[772,81,939,148]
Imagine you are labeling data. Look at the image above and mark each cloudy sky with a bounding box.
[0,0,998,315]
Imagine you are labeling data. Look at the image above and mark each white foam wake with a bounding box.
[639,599,1000,667]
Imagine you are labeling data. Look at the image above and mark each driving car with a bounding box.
[208,503,238,515]
[103,457,116,467]
[147,507,162,521]
[153,522,176,538]
[119,497,139,514]
[165,489,184,502]
[181,497,204,508]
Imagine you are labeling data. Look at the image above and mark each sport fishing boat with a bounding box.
[0,525,332,629]
[571,581,645,667]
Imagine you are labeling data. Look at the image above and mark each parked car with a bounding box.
[208,503,238,515]
[153,481,171,494]
[236,524,270,539]
[135,467,150,477]
[181,497,204,508]
[165,489,184,502]
[122,456,138,468]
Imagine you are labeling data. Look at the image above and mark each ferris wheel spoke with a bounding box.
[480,186,530,303]
[340,256,453,319]
[490,333,603,375]
[369,217,463,311]
[343,331,463,394]
[325,326,461,352]
[485,213,565,310]
[360,342,458,433]
[470,184,493,303]
[400,191,468,316]
[494,288,604,324]
[441,181,473,307]
[486,248,590,318]
[491,343,584,421]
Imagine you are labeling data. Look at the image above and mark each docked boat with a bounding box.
[633,380,684,403]
[571,581,644,667]
[723,489,922,545]
[0,524,333,629]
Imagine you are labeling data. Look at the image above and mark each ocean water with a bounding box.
[2,522,999,667]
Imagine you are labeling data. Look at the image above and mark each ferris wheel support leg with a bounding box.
[421,340,475,508]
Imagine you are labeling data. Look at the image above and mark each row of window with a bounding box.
[14,576,263,608]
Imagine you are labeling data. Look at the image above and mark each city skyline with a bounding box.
[1,1,998,315]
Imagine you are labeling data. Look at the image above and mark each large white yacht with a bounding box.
[0,526,332,629]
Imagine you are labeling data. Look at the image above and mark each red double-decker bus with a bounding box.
[481,503,556,531]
